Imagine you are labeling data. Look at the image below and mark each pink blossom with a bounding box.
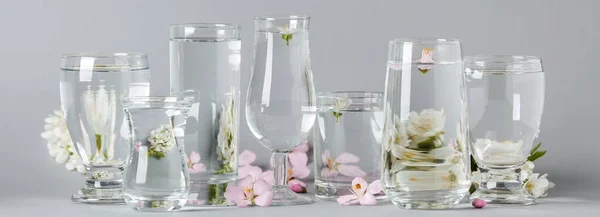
[237,149,274,186]
[292,140,310,153]
[417,48,433,74]
[185,151,206,173]
[472,199,486,208]
[224,175,273,207]
[321,150,366,178]
[288,179,307,193]
[337,178,382,206]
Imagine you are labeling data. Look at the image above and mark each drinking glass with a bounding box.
[465,55,545,205]
[170,23,241,205]
[382,39,470,209]
[121,97,191,211]
[246,15,316,206]
[60,52,150,204]
[313,91,386,200]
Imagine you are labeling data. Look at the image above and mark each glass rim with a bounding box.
[61,52,147,59]
[389,38,460,45]
[464,55,541,64]
[464,55,543,74]
[169,23,240,29]
[317,91,384,99]
[254,15,310,21]
[121,96,192,108]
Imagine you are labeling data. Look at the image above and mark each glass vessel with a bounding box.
[122,97,191,211]
[170,23,241,205]
[465,55,544,205]
[246,15,316,206]
[382,39,470,209]
[60,52,150,204]
[313,92,386,200]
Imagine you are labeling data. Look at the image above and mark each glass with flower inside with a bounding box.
[121,96,191,212]
[313,92,385,200]
[170,23,241,206]
[382,38,470,209]
[465,55,545,205]
[60,52,150,204]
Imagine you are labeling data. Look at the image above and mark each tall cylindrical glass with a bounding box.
[465,55,544,205]
[314,92,385,200]
[122,97,191,211]
[170,23,241,205]
[60,52,151,204]
[382,39,470,209]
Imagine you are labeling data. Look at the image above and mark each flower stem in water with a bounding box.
[282,34,293,45]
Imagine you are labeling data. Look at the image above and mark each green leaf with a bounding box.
[469,183,477,194]
[282,34,293,45]
[470,155,479,172]
[527,150,547,162]
[530,142,542,155]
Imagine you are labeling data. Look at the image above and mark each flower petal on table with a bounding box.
[337,194,358,206]
[358,193,377,206]
[254,191,273,207]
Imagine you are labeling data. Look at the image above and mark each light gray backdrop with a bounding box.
[1,0,598,200]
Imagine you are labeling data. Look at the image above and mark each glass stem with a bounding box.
[272,151,289,187]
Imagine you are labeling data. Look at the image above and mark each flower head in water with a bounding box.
[321,150,366,178]
[83,84,116,161]
[275,24,297,46]
[417,48,434,74]
[332,98,352,123]
[186,151,206,173]
[337,177,382,206]
[217,87,237,173]
[147,124,176,159]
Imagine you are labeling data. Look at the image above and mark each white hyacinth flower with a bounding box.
[217,87,237,172]
[83,84,116,160]
[41,110,85,174]
[147,124,176,159]
[406,109,445,144]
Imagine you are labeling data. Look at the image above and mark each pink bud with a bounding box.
[290,184,305,193]
[472,199,486,208]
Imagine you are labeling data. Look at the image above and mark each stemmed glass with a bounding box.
[465,55,545,204]
[246,15,316,206]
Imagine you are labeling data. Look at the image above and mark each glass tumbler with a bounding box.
[382,39,470,209]
[122,97,191,211]
[465,55,545,205]
[313,92,385,200]
[60,52,150,204]
[170,23,241,205]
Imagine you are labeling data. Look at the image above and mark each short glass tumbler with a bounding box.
[60,52,150,204]
[465,55,545,205]
[170,23,241,205]
[314,92,385,200]
[382,39,470,209]
[122,97,191,211]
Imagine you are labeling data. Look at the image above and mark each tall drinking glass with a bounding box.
[60,52,150,204]
[246,15,316,206]
[465,55,545,205]
[170,23,241,205]
[382,39,470,209]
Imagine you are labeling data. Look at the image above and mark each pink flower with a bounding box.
[185,151,206,173]
[287,148,310,192]
[321,150,366,178]
[417,48,433,74]
[288,179,307,193]
[337,178,382,206]
[224,175,273,207]
[237,149,275,186]
[292,140,310,153]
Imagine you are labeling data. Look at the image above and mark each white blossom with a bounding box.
[405,109,445,143]
[41,110,85,174]
[524,173,550,198]
[217,87,237,170]
[148,124,176,154]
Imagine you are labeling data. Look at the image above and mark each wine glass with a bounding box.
[245,15,316,206]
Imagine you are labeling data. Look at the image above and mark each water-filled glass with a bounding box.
[313,92,386,200]
[60,52,150,204]
[246,15,316,206]
[170,23,241,205]
[465,55,545,205]
[382,39,470,209]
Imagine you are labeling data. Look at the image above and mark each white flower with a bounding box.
[417,48,434,74]
[148,124,176,156]
[406,109,445,143]
[471,170,481,187]
[393,115,411,148]
[217,87,237,170]
[83,84,116,160]
[521,161,535,178]
[524,173,550,198]
[275,24,297,34]
[41,110,85,174]
[333,98,352,113]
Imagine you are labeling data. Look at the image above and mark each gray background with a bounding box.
[1,0,599,214]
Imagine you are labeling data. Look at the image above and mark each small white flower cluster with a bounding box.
[471,161,554,198]
[147,124,176,157]
[41,110,85,174]
[217,88,237,172]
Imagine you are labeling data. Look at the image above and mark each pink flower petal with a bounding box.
[288,178,307,187]
[321,168,339,178]
[337,194,358,206]
[238,165,252,178]
[254,191,273,207]
[237,199,252,208]
[190,163,206,173]
[338,165,367,177]
[288,179,307,193]
[288,152,308,167]
[224,186,244,204]
[253,179,272,195]
[237,175,255,188]
[291,165,311,179]
[261,170,275,186]
[189,151,201,163]
[358,193,377,206]
[292,140,309,153]
[335,152,360,164]
[367,179,382,195]
[351,177,369,197]
[238,149,256,166]
[321,150,331,165]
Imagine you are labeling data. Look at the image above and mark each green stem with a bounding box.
[95,134,102,156]
[282,34,293,45]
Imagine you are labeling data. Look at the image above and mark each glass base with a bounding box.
[271,186,314,206]
[315,180,387,201]
[71,188,125,204]
[186,182,235,207]
[126,198,186,212]
[388,190,468,210]
[470,188,535,205]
